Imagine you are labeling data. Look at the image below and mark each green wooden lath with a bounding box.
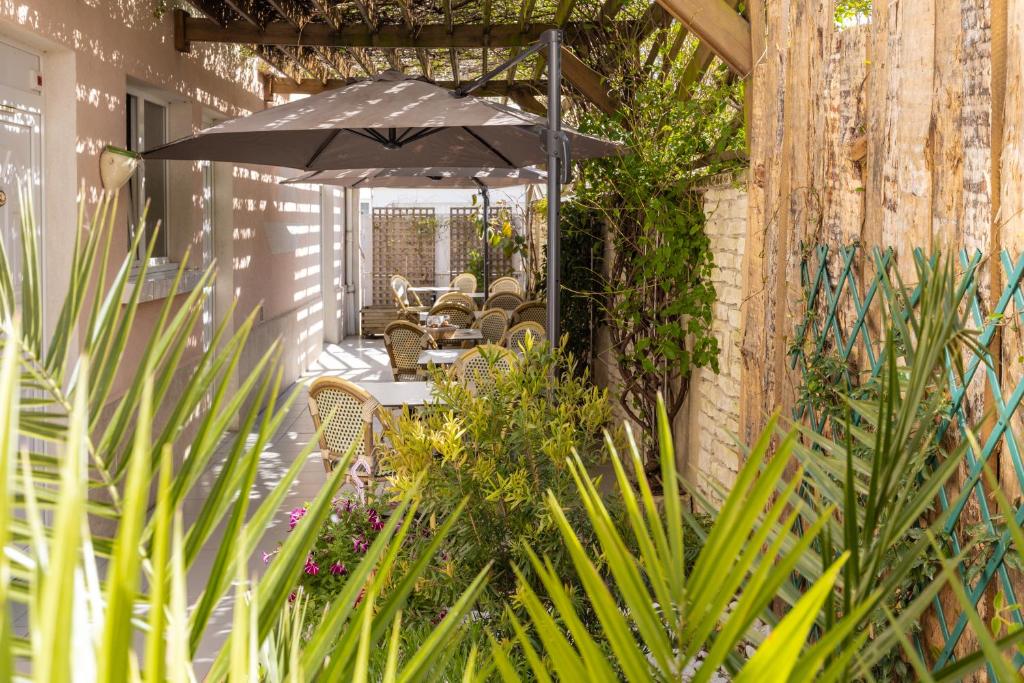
[790,244,1024,678]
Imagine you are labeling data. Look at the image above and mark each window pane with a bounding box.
[143,99,167,258]
[126,94,142,241]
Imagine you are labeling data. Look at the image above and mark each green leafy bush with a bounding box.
[380,340,614,622]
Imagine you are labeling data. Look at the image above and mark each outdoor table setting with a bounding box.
[357,381,438,409]
[417,348,471,367]
[432,328,483,347]
[408,285,457,304]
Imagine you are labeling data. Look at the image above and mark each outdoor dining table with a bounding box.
[409,286,457,304]
[417,348,471,367]
[358,381,437,409]
[434,328,483,347]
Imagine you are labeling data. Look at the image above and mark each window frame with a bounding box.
[125,87,170,264]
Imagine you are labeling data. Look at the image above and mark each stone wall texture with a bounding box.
[681,174,748,501]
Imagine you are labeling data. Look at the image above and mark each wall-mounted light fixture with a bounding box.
[99,145,140,191]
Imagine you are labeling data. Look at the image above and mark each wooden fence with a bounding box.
[742,0,1024,672]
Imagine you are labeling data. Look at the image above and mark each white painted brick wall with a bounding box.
[682,177,748,502]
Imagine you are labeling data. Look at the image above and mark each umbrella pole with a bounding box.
[544,29,562,346]
[481,187,490,295]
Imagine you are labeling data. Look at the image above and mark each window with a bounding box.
[125,92,168,260]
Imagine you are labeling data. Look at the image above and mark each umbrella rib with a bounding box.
[461,126,516,167]
[395,127,445,146]
[306,129,343,168]
[350,129,390,144]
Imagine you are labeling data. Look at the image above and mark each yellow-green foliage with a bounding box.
[381,340,612,620]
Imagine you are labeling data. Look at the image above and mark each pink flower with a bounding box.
[371,517,385,532]
[330,562,347,576]
[304,558,320,575]
[352,535,368,554]
[288,506,307,531]
[261,551,275,564]
[288,592,297,603]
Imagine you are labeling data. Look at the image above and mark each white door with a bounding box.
[0,39,43,302]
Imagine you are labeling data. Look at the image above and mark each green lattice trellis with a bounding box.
[789,243,1024,675]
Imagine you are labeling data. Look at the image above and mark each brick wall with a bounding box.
[679,173,748,501]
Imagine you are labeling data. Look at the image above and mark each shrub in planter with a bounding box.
[380,338,615,623]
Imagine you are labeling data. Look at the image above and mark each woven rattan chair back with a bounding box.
[390,274,424,310]
[512,300,546,327]
[483,291,523,312]
[384,320,435,380]
[504,321,546,352]
[474,309,509,344]
[428,302,475,329]
[307,377,385,501]
[449,344,516,394]
[451,272,477,294]
[435,291,477,310]
[488,276,522,296]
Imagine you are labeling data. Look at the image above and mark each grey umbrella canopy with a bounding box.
[281,166,548,190]
[143,71,624,170]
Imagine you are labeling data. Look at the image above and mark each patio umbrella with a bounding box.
[143,71,623,170]
[281,166,547,190]
[284,166,547,292]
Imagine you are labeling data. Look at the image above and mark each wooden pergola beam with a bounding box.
[509,88,547,116]
[653,0,751,75]
[267,76,550,98]
[543,46,620,116]
[175,11,625,51]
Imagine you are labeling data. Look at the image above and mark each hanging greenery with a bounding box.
[566,31,746,469]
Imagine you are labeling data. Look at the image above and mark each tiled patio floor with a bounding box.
[190,336,391,671]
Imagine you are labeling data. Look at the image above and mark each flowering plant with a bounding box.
[269,495,456,629]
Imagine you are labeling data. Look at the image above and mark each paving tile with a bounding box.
[185,337,390,674]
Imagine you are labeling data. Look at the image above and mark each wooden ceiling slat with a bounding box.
[505,0,538,84]
[529,0,576,81]
[481,0,491,73]
[223,0,263,27]
[599,0,625,23]
[177,14,619,50]
[349,47,379,75]
[308,0,342,29]
[660,23,688,80]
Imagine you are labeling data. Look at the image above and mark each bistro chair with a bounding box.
[428,301,475,328]
[384,320,436,381]
[391,274,428,321]
[504,321,546,352]
[451,272,478,294]
[488,276,523,296]
[449,344,516,394]
[483,291,523,313]
[435,291,478,310]
[473,309,509,345]
[307,377,387,502]
[512,300,546,328]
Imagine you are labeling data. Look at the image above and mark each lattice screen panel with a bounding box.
[486,207,515,278]
[448,207,517,283]
[371,207,436,305]
[449,207,481,279]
